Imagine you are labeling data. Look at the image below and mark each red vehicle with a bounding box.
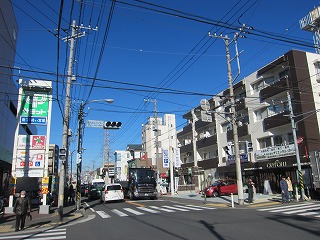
[204,179,238,197]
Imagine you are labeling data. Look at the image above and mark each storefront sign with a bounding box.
[15,169,44,177]
[266,159,287,168]
[20,91,49,125]
[256,144,295,160]
[17,135,46,149]
[16,150,45,169]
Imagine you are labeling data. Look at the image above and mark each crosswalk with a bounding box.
[258,202,320,218]
[92,204,216,219]
[0,228,66,240]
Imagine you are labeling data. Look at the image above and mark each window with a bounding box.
[279,69,289,79]
[268,104,281,115]
[264,77,275,86]
[154,129,161,136]
[287,133,294,144]
[274,135,283,146]
[314,61,320,80]
[258,137,272,149]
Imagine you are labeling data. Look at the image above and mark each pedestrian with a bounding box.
[69,184,75,204]
[13,190,31,231]
[247,179,254,203]
[286,176,293,201]
[280,176,289,203]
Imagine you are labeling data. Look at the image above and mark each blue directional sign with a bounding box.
[20,116,47,125]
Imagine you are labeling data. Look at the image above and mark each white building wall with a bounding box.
[306,52,320,138]
[114,150,131,181]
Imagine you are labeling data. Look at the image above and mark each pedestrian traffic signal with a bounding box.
[246,141,253,152]
[103,121,122,129]
[59,148,67,161]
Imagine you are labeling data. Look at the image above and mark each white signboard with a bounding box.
[256,144,295,160]
[16,150,45,169]
[174,148,181,168]
[162,149,169,168]
[15,169,44,177]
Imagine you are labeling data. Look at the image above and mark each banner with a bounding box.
[174,148,181,168]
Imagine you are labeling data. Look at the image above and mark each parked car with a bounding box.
[100,183,124,203]
[204,179,238,197]
[88,182,104,200]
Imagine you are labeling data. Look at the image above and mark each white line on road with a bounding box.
[96,211,111,218]
[173,205,203,211]
[149,206,175,212]
[258,203,314,212]
[137,207,160,213]
[162,206,189,211]
[111,209,128,217]
[123,208,144,215]
[283,205,320,214]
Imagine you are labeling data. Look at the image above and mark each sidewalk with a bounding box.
[0,203,86,233]
[162,191,285,207]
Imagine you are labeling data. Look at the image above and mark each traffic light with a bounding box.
[246,141,253,153]
[59,148,67,161]
[103,121,122,129]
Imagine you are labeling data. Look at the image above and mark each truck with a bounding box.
[117,168,157,200]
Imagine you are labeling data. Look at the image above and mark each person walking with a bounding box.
[280,176,289,203]
[69,184,75,204]
[286,176,293,201]
[247,179,255,203]
[13,190,31,231]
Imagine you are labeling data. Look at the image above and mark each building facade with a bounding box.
[142,114,177,178]
[177,50,320,196]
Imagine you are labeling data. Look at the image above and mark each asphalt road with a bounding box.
[1,198,319,240]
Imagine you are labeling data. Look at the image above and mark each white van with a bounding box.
[100,183,124,203]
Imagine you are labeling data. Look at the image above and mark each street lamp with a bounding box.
[76,98,114,210]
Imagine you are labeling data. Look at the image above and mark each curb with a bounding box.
[0,207,88,234]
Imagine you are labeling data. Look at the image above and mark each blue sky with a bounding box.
[11,0,317,171]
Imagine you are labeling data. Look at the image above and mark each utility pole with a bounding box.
[104,129,110,184]
[145,99,159,174]
[191,109,201,192]
[209,27,247,205]
[144,98,160,194]
[58,20,97,211]
[286,77,306,200]
[58,20,76,210]
[76,102,84,210]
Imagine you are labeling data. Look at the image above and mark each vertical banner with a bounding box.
[163,148,169,168]
[174,148,181,168]
[41,177,49,194]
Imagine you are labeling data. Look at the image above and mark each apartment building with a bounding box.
[177,50,320,196]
